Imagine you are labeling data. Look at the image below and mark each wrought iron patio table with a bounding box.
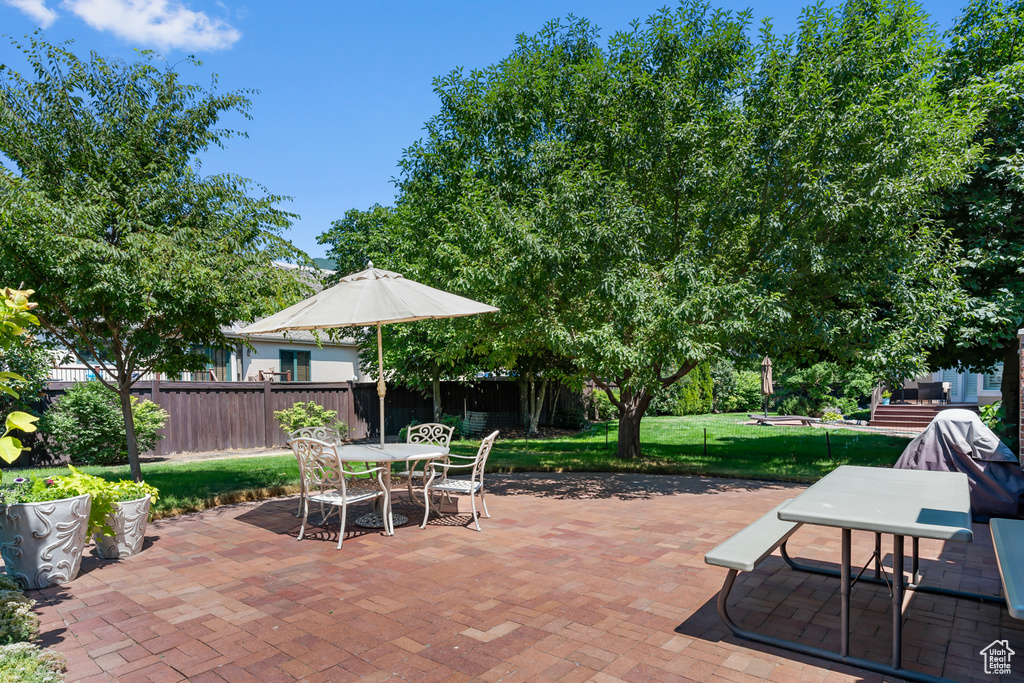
[333,443,448,531]
[762,465,993,683]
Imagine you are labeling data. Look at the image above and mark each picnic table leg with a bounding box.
[874,533,882,579]
[841,528,851,657]
[893,535,905,669]
[911,537,920,585]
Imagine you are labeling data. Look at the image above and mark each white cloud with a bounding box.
[63,0,241,51]
[4,0,59,27]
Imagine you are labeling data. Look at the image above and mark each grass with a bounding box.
[9,414,911,519]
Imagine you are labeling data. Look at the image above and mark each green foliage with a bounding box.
[107,479,159,505]
[710,361,737,413]
[0,339,52,418]
[821,409,844,423]
[722,371,764,413]
[587,391,619,421]
[0,574,37,646]
[0,289,40,466]
[0,37,310,479]
[339,1,980,459]
[273,401,347,435]
[674,364,714,416]
[0,643,65,683]
[398,420,420,442]
[440,414,466,439]
[0,466,117,536]
[931,0,1024,446]
[980,401,1005,430]
[40,382,167,466]
[776,363,873,417]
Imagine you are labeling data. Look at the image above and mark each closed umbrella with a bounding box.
[761,356,773,417]
[240,264,498,447]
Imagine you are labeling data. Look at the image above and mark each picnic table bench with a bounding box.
[747,414,820,427]
[991,518,1024,619]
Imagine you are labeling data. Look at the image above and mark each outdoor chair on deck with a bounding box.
[287,427,346,516]
[291,438,391,549]
[397,423,454,503]
[421,430,498,531]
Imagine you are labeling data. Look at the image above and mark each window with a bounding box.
[206,347,230,381]
[280,350,311,381]
[983,362,1004,392]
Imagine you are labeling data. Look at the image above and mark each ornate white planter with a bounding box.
[0,493,92,590]
[94,494,151,560]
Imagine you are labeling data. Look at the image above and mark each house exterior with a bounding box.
[913,363,1005,406]
[47,262,369,384]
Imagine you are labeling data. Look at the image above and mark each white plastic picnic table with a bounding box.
[776,466,976,682]
[334,443,449,531]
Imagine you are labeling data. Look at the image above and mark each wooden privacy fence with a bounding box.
[40,378,583,456]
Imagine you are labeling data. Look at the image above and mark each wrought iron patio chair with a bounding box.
[396,423,455,504]
[287,427,346,516]
[421,430,498,531]
[291,437,391,549]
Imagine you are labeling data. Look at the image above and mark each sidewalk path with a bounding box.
[29,473,1022,682]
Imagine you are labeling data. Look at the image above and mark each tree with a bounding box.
[931,0,1024,448]
[386,1,980,458]
[0,38,309,480]
[744,0,982,382]
[0,287,40,463]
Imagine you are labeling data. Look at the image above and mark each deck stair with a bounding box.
[870,403,978,431]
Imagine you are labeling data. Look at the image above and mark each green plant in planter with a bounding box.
[107,480,159,506]
[0,468,115,537]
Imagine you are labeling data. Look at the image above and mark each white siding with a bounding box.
[241,340,362,382]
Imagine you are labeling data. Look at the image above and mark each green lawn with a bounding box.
[10,414,910,518]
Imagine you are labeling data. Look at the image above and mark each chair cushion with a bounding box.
[429,479,481,494]
[309,489,382,505]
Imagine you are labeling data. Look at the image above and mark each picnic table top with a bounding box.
[747,414,820,423]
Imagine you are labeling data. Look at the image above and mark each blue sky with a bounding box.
[1,0,965,260]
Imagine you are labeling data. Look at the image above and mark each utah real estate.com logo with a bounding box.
[980,639,1014,676]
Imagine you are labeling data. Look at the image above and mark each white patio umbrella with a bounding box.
[240,263,498,447]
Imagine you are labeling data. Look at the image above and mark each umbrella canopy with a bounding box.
[760,356,773,418]
[240,264,498,447]
[240,265,498,333]
[760,356,774,395]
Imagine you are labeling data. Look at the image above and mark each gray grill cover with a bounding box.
[894,409,1024,520]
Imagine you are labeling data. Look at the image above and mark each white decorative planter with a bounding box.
[94,494,151,560]
[0,493,92,590]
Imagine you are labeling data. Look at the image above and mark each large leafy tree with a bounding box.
[931,0,1024,447]
[0,38,309,479]
[379,1,979,458]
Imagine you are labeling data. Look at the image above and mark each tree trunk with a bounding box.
[432,367,442,423]
[616,389,652,459]
[118,386,143,482]
[527,378,548,436]
[1001,340,1020,455]
[518,376,529,432]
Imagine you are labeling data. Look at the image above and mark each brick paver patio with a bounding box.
[25,473,1024,682]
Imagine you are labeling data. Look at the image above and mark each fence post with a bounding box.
[704,427,707,457]
[826,431,832,459]
[263,379,274,448]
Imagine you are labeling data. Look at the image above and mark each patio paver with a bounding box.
[24,473,1024,682]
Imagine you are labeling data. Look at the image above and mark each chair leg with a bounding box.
[469,491,481,532]
[480,485,490,519]
[384,490,394,536]
[295,485,305,517]
[420,485,433,529]
[298,497,309,541]
[337,504,347,550]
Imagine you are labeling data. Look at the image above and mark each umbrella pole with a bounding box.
[377,323,385,449]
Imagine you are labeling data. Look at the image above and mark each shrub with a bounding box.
[274,401,348,436]
[0,588,37,646]
[778,395,812,417]
[674,363,714,415]
[724,371,764,413]
[0,643,65,682]
[440,414,467,438]
[40,382,167,465]
[710,360,737,413]
[588,390,619,421]
[820,409,844,423]
[398,419,421,442]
